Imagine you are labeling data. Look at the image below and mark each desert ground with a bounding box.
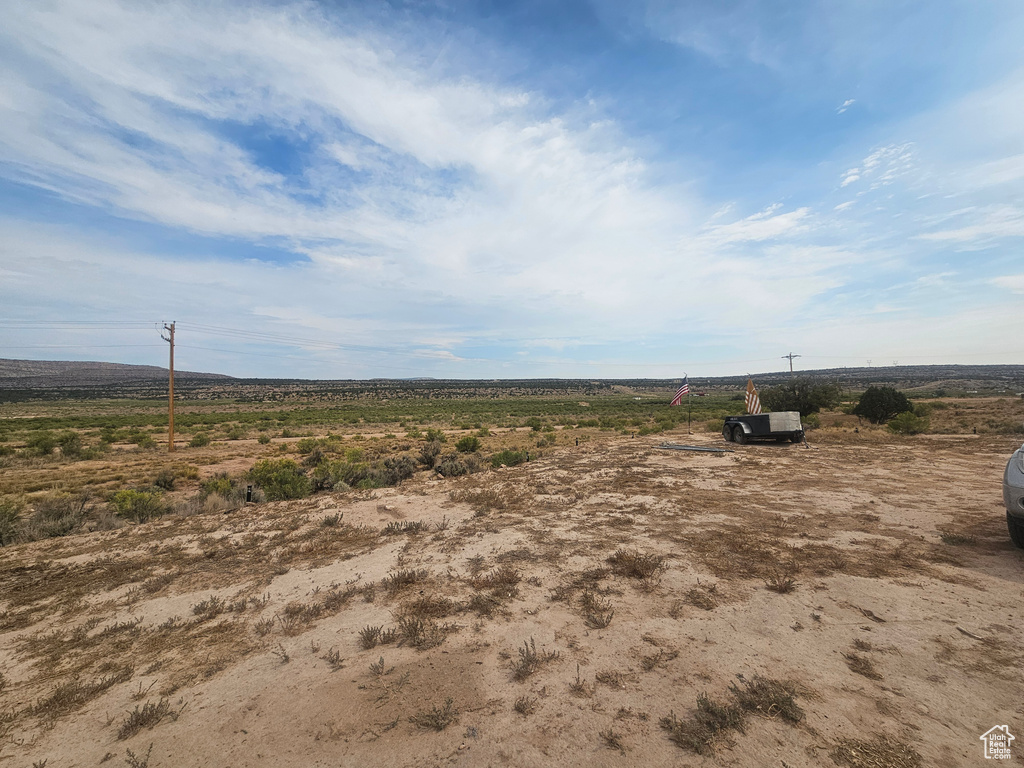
[1,415,1023,767]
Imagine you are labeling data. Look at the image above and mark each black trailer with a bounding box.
[722,412,804,444]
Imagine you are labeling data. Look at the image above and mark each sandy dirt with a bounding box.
[1,429,1022,767]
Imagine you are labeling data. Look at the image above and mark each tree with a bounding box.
[759,379,843,417]
[852,386,912,424]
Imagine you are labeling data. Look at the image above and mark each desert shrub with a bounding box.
[760,379,843,417]
[189,433,211,448]
[525,417,543,432]
[382,455,418,484]
[200,475,234,499]
[23,493,92,539]
[310,459,355,492]
[133,434,157,449]
[110,489,166,523]
[311,454,416,491]
[888,411,929,435]
[225,425,246,440]
[257,433,272,444]
[57,431,82,458]
[912,402,933,418]
[296,436,342,455]
[0,499,22,546]
[153,469,176,490]
[26,430,58,456]
[705,419,724,434]
[803,413,820,430]
[490,449,528,468]
[249,458,310,500]
[853,385,912,424]
[419,439,443,468]
[435,454,468,477]
[424,428,447,443]
[455,436,480,453]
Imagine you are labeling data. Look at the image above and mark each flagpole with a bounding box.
[687,373,691,433]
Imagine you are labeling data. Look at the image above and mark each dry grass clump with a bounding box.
[276,586,355,635]
[117,697,183,740]
[844,652,883,680]
[595,670,629,689]
[400,595,456,619]
[512,637,560,681]
[322,647,345,670]
[124,743,154,768]
[409,698,459,731]
[466,592,502,617]
[685,584,718,610]
[472,564,521,591]
[831,734,922,767]
[513,696,537,715]
[568,664,594,698]
[607,549,665,586]
[191,596,226,621]
[641,649,679,672]
[395,615,457,650]
[728,676,804,722]
[380,521,426,536]
[580,588,614,628]
[30,666,134,722]
[763,569,799,594]
[359,625,384,649]
[660,675,804,755]
[449,487,510,513]
[381,569,429,596]
[660,693,745,755]
[600,727,625,752]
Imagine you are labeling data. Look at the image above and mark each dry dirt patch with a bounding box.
[1,430,1022,767]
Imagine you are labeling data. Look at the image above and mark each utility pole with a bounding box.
[161,322,175,453]
[782,352,801,375]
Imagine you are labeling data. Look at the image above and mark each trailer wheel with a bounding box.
[733,426,747,444]
[722,424,733,442]
[790,431,804,443]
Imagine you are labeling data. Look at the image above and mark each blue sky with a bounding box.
[1,0,1023,379]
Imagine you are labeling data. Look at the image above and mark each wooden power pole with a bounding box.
[161,322,175,452]
[782,352,801,375]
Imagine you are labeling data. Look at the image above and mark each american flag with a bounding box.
[670,376,690,406]
[745,378,762,414]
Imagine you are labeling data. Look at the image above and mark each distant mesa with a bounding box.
[0,359,234,388]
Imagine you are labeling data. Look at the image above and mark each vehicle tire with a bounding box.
[733,426,747,444]
[722,424,733,442]
[790,432,804,443]
[1009,513,1024,549]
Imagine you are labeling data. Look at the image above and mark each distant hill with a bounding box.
[0,358,1022,402]
[0,359,233,388]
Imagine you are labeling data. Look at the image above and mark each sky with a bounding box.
[1,0,1023,379]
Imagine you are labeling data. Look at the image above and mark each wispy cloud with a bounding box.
[992,274,1024,294]
[837,99,855,114]
[1,1,1023,375]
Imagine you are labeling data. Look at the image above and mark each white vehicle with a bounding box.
[1003,443,1024,548]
